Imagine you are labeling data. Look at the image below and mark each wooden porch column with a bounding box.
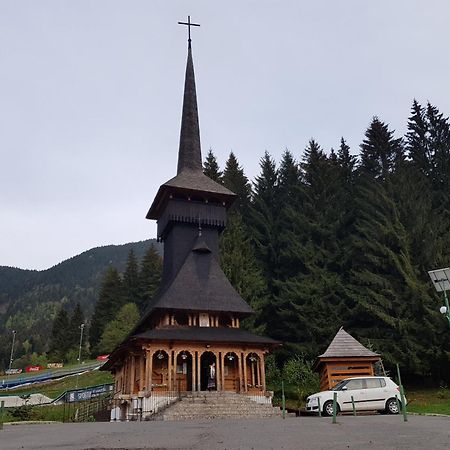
[237,352,243,392]
[139,353,145,392]
[255,359,260,387]
[252,359,256,386]
[196,352,201,391]
[221,353,225,391]
[168,350,174,391]
[243,353,248,392]
[260,354,266,392]
[130,355,136,395]
[215,352,221,391]
[192,351,196,392]
[145,350,153,393]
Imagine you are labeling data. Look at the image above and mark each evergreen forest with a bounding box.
[214,100,450,384]
[2,100,450,385]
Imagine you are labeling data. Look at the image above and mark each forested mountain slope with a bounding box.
[0,240,161,367]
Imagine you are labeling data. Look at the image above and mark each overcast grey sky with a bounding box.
[1,1,450,270]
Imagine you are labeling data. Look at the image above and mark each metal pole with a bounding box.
[332,392,337,424]
[8,330,16,373]
[281,380,286,419]
[396,364,408,422]
[0,400,4,430]
[351,395,356,416]
[443,290,450,328]
[75,324,85,389]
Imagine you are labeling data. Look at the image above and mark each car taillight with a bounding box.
[396,387,400,391]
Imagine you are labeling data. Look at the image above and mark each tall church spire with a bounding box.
[177,44,202,174]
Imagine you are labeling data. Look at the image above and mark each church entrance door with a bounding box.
[200,351,216,391]
[175,351,192,392]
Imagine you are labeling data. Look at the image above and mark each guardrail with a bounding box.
[0,362,103,390]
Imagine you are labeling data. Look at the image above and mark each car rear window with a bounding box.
[365,378,385,388]
[345,379,365,390]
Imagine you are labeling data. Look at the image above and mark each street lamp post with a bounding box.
[8,330,17,373]
[75,323,85,389]
[428,268,450,328]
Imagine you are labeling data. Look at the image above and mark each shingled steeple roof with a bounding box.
[147,44,235,220]
[177,45,202,174]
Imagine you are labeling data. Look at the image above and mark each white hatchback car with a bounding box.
[306,376,406,416]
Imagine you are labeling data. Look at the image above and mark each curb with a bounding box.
[3,421,61,426]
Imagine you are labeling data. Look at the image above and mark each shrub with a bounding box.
[282,354,320,401]
[8,404,35,421]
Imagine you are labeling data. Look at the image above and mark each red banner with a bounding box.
[25,365,44,372]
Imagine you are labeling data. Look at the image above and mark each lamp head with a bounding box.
[439,306,447,315]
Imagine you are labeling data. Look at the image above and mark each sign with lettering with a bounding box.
[66,384,114,403]
[47,363,64,369]
[5,368,22,375]
[25,365,43,373]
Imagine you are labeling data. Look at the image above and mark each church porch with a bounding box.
[113,343,269,398]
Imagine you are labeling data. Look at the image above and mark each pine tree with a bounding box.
[220,213,268,334]
[97,303,140,354]
[49,308,70,361]
[222,152,252,217]
[203,148,222,182]
[272,140,346,352]
[345,118,434,373]
[124,249,140,304]
[137,244,162,312]
[249,151,278,282]
[89,267,125,354]
[405,101,450,269]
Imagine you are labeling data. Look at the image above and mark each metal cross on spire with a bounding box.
[178,15,200,47]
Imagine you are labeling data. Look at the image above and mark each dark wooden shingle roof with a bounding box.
[147,46,235,220]
[319,327,380,358]
[146,236,253,315]
[133,326,278,345]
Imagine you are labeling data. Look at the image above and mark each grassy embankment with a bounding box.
[0,370,113,422]
[406,388,450,415]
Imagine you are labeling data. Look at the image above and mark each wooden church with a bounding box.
[102,27,277,414]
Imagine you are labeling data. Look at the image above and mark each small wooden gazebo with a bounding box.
[314,327,381,391]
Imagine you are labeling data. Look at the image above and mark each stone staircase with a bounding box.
[157,392,282,420]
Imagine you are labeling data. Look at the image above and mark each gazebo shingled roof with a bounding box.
[319,327,379,358]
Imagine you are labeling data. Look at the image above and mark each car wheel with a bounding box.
[323,400,339,417]
[385,398,400,414]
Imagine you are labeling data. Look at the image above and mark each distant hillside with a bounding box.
[0,239,162,368]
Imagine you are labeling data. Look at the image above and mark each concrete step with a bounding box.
[156,392,278,421]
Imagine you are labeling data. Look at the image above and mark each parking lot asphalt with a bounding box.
[1,415,449,450]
